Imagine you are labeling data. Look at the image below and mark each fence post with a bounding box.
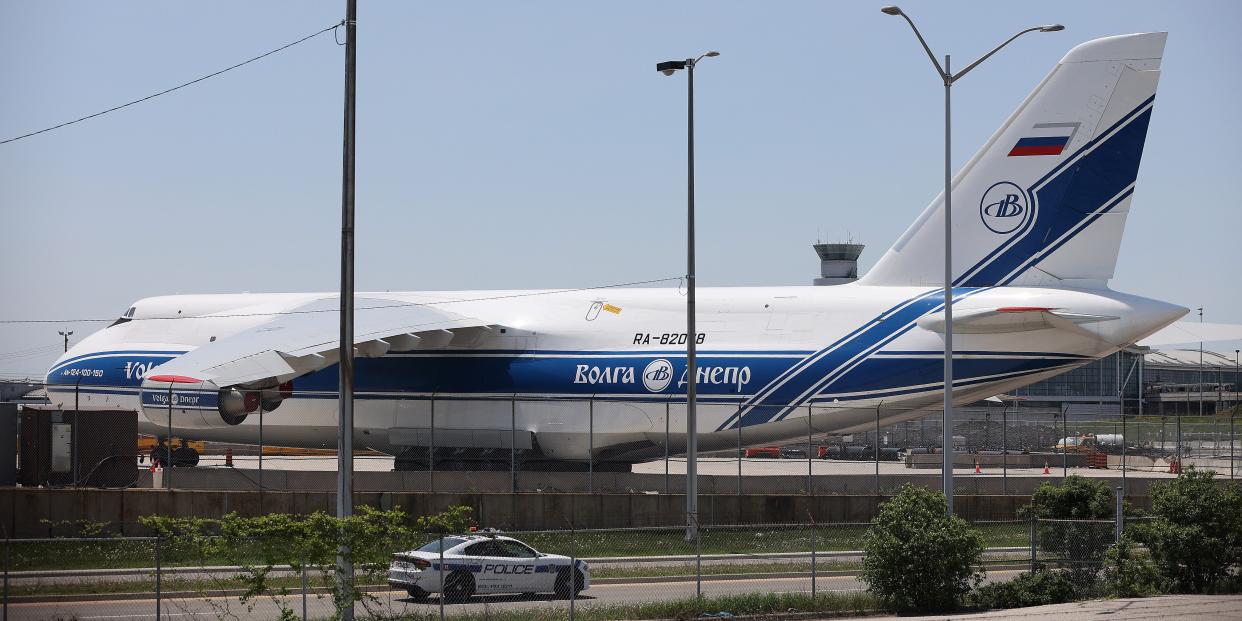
[1002,404,1008,495]
[737,415,743,497]
[258,396,264,513]
[694,514,702,603]
[569,522,576,621]
[1028,515,1037,573]
[1115,486,1124,544]
[166,385,173,490]
[155,534,162,620]
[511,395,518,493]
[588,396,594,494]
[4,538,9,621]
[665,400,671,494]
[429,394,436,493]
[807,404,813,496]
[1061,405,1068,477]
[438,533,445,621]
[807,512,817,606]
[302,549,308,620]
[874,402,882,495]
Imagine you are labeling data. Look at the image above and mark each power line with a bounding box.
[0,276,684,324]
[0,21,344,145]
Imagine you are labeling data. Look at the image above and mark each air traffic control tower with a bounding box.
[812,242,864,286]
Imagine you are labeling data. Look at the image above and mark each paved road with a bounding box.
[9,572,998,620]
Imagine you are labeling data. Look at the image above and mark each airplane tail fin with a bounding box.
[861,32,1166,289]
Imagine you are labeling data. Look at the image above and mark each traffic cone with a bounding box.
[974,459,981,474]
[225,448,234,467]
[1043,461,1050,475]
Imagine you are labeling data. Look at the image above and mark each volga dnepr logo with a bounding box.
[979,181,1030,234]
[642,359,674,392]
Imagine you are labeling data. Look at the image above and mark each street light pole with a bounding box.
[657,51,719,543]
[336,0,357,617]
[57,330,73,352]
[881,6,1062,515]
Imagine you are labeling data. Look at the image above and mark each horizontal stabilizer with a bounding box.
[916,306,1117,337]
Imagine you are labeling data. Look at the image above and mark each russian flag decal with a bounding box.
[1008,122,1081,157]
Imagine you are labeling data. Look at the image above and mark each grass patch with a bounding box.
[384,592,878,621]
[11,522,1028,572]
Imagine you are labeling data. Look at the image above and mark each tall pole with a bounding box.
[880,5,1063,515]
[942,54,954,514]
[336,0,357,617]
[1199,307,1204,417]
[685,57,699,544]
[58,331,72,352]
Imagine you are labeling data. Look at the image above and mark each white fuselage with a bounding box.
[44,283,1183,463]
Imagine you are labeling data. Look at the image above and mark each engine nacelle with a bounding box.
[140,378,250,429]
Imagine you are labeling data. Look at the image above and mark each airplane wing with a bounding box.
[1138,321,1242,347]
[143,296,502,389]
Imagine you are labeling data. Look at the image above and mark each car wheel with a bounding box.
[406,587,430,602]
[554,567,585,598]
[442,571,475,603]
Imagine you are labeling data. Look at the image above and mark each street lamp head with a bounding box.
[656,60,688,75]
[704,51,720,57]
[880,6,903,16]
[1039,24,1065,32]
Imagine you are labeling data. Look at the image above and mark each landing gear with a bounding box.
[151,439,199,467]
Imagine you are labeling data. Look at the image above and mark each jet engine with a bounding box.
[140,378,291,429]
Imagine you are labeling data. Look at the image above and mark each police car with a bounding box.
[389,533,589,602]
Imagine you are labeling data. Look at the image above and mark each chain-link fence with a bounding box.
[10,382,1242,499]
[3,519,1044,620]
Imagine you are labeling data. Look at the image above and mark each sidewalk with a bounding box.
[863,594,1242,620]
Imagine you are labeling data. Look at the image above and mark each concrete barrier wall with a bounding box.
[134,467,1169,497]
[0,487,1152,538]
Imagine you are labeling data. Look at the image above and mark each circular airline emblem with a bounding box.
[979,181,1030,234]
[642,359,674,393]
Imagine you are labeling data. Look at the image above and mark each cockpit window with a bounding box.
[109,306,136,328]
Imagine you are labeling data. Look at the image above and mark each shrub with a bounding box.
[1021,475,1116,582]
[861,484,984,613]
[1131,467,1242,593]
[1021,475,1114,520]
[1099,536,1160,598]
[967,569,1077,609]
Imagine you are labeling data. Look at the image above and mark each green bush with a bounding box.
[1021,475,1114,520]
[1021,475,1117,582]
[1099,536,1160,598]
[139,505,474,618]
[861,484,984,613]
[967,569,1077,609]
[1131,467,1242,593]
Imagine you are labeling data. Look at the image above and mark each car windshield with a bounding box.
[416,537,467,554]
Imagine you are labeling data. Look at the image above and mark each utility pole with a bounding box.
[336,0,357,618]
[1198,307,1204,417]
[58,330,73,352]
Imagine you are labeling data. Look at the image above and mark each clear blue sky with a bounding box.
[2,1,1240,377]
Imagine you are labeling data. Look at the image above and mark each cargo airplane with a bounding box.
[46,33,1184,469]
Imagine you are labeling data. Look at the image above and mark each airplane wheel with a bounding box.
[554,567,584,598]
[149,446,171,468]
[172,446,199,467]
[442,571,475,603]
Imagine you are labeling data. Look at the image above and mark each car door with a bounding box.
[461,541,505,593]
[495,540,542,592]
